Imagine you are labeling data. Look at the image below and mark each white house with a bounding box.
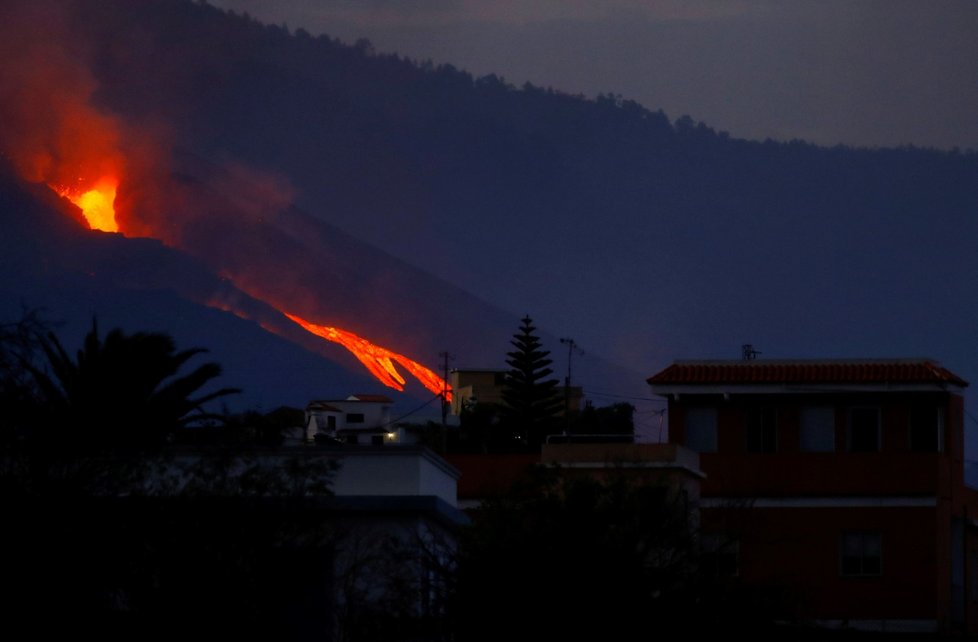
[305,394,418,445]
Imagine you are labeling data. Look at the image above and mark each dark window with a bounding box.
[841,531,882,576]
[685,408,717,453]
[910,406,943,452]
[371,434,384,446]
[800,406,835,452]
[345,435,358,445]
[848,407,880,452]
[747,407,777,453]
[346,413,365,424]
[327,415,337,430]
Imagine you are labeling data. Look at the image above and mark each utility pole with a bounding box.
[439,351,454,452]
[559,338,583,436]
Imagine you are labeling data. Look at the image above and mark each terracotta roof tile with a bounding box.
[647,359,968,387]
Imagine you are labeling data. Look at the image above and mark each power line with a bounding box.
[585,389,667,404]
[374,394,443,430]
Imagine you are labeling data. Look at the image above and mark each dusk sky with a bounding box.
[211,0,978,151]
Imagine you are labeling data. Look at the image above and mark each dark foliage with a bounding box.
[3,496,336,641]
[0,307,49,438]
[453,400,505,453]
[450,469,776,641]
[572,400,635,438]
[0,314,343,640]
[27,317,241,452]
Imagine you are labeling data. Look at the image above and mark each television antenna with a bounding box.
[560,338,584,434]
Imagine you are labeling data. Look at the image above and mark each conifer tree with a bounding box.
[500,315,563,448]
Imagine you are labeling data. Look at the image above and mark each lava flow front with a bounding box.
[53,176,119,232]
[286,313,452,401]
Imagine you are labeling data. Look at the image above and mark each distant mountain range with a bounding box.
[2,0,977,444]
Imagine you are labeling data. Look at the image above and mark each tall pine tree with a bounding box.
[500,315,564,449]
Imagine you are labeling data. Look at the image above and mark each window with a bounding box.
[701,534,739,578]
[327,415,337,430]
[848,407,880,452]
[346,413,365,424]
[910,406,944,452]
[371,434,384,446]
[800,407,835,452]
[345,435,358,445]
[747,407,777,453]
[840,531,881,576]
[685,407,717,453]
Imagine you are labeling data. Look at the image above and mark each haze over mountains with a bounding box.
[1,0,977,442]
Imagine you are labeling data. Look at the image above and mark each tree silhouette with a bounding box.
[0,308,48,439]
[29,318,240,450]
[500,315,563,448]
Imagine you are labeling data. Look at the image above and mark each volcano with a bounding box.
[2,0,977,445]
[0,0,643,420]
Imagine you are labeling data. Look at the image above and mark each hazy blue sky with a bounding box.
[211,0,978,151]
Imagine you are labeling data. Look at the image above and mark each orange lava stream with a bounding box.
[45,179,449,401]
[53,177,119,232]
[285,313,452,401]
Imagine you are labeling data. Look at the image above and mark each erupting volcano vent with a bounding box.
[53,176,119,232]
[4,0,452,402]
[41,173,452,399]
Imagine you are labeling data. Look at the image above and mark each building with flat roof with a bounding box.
[648,357,977,634]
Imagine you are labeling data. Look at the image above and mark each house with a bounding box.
[305,394,415,445]
[446,442,702,512]
[449,369,507,415]
[315,444,467,639]
[540,442,704,506]
[448,368,583,417]
[648,357,977,634]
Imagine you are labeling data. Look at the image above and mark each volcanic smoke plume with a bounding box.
[0,0,451,400]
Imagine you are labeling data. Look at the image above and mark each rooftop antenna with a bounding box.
[560,337,584,435]
[742,344,761,361]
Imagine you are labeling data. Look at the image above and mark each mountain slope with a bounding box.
[1,0,976,443]
[0,162,399,413]
[73,1,978,374]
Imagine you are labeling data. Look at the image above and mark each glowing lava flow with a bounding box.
[286,313,452,401]
[53,177,119,232]
[44,179,449,400]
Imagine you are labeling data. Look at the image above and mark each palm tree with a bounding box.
[30,319,240,450]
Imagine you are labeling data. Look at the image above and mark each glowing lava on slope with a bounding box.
[42,174,452,399]
[286,313,452,401]
[53,176,119,232]
[4,2,449,401]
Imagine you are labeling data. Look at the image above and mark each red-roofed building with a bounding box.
[648,358,977,634]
